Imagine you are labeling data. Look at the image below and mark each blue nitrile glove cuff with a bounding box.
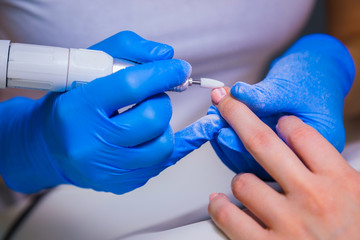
[0,96,67,193]
[211,34,355,179]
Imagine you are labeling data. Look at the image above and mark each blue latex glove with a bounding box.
[0,31,192,194]
[168,107,227,163]
[210,34,356,179]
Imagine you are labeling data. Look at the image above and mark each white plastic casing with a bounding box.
[5,43,113,92]
[7,43,69,91]
[1,42,193,92]
[66,48,113,91]
[0,40,10,89]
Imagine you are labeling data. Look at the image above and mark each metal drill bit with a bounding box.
[169,78,224,92]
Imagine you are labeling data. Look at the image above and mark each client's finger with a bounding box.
[211,87,312,192]
[208,193,267,240]
[231,173,289,228]
[276,116,350,175]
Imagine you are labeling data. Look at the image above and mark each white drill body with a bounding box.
[0,40,224,92]
[0,40,114,92]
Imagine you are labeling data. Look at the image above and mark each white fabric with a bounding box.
[0,1,315,239]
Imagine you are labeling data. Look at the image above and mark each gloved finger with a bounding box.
[230,80,292,118]
[82,59,191,115]
[90,175,149,194]
[215,128,254,173]
[166,113,227,164]
[99,181,148,195]
[109,93,172,147]
[100,126,174,170]
[210,137,241,173]
[89,31,174,62]
[92,164,168,194]
[232,35,356,118]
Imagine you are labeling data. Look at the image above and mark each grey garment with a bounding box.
[0,0,315,129]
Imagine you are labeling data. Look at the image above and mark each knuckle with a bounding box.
[296,179,335,217]
[120,76,139,99]
[212,204,234,226]
[232,173,254,193]
[154,129,174,160]
[160,142,174,160]
[115,30,135,42]
[246,129,274,150]
[64,146,89,165]
[142,96,172,131]
[218,97,238,118]
[53,99,73,125]
[288,125,315,145]
[119,30,133,36]
[286,223,310,239]
[119,66,154,100]
[64,147,78,160]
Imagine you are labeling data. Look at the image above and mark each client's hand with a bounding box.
[210,34,355,179]
[208,88,360,240]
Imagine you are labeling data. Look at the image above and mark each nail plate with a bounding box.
[211,87,227,105]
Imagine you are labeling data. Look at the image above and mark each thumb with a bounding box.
[167,114,227,164]
[230,80,291,117]
[89,31,174,63]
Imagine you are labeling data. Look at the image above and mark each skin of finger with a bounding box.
[274,116,360,239]
[277,176,360,240]
[213,91,360,239]
[231,173,290,228]
[276,115,353,176]
[270,116,360,239]
[214,91,311,192]
[208,194,267,240]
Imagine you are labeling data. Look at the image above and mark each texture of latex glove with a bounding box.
[0,31,192,194]
[210,34,356,179]
[168,106,227,164]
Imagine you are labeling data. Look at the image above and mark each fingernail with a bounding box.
[211,87,227,105]
[209,193,219,201]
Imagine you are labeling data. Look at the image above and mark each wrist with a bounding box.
[0,96,66,193]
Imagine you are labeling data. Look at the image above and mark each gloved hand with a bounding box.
[210,34,356,179]
[0,31,191,194]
